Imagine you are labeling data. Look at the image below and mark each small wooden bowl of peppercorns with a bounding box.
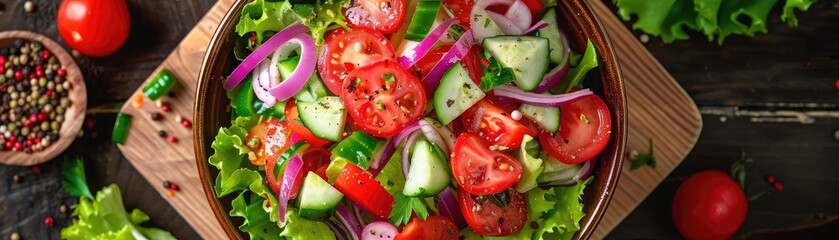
[0,31,87,166]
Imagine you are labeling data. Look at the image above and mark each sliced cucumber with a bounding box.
[482,36,550,92]
[297,173,344,219]
[403,138,450,197]
[297,96,346,142]
[278,56,329,102]
[536,8,567,65]
[433,64,485,125]
[519,104,560,133]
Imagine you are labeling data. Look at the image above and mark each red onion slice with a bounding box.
[486,11,523,35]
[471,0,516,41]
[361,221,398,240]
[398,18,459,68]
[336,204,363,239]
[252,62,277,107]
[436,187,467,228]
[522,20,549,35]
[504,0,532,31]
[225,24,308,89]
[423,117,456,153]
[418,119,448,154]
[401,131,422,178]
[420,30,475,96]
[278,154,303,223]
[369,123,421,176]
[267,34,317,101]
[492,85,593,107]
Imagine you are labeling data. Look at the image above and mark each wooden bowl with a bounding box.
[0,31,87,166]
[195,0,626,238]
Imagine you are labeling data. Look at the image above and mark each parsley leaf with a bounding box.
[388,192,429,226]
[382,73,395,82]
[61,156,93,199]
[479,53,516,91]
[487,190,511,208]
[293,0,349,46]
[630,139,656,170]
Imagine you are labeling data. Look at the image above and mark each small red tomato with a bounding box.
[57,0,131,57]
[673,170,747,240]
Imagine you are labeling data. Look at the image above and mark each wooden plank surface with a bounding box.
[113,0,700,238]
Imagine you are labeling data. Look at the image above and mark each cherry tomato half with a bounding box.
[415,45,484,85]
[343,0,406,34]
[539,94,611,164]
[394,216,460,240]
[673,170,748,240]
[461,99,535,150]
[451,133,522,195]
[251,119,294,194]
[57,0,130,57]
[342,61,427,138]
[319,27,396,95]
[457,188,527,236]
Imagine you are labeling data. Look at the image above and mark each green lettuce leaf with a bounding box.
[236,0,302,43]
[375,147,406,195]
[717,0,778,44]
[60,184,176,240]
[515,135,544,193]
[280,209,336,239]
[614,0,696,43]
[694,0,723,40]
[781,0,815,27]
[554,40,598,93]
[231,191,283,240]
[293,0,350,46]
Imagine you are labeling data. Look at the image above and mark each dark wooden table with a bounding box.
[1,0,837,239]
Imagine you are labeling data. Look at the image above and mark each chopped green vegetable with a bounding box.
[236,0,302,43]
[293,0,350,46]
[230,191,283,239]
[60,184,176,240]
[61,156,93,199]
[614,0,815,44]
[111,112,132,144]
[375,148,406,195]
[479,53,516,91]
[388,192,429,226]
[142,69,176,100]
[554,40,598,93]
[630,139,657,170]
[331,131,382,169]
[280,209,337,239]
[515,135,544,193]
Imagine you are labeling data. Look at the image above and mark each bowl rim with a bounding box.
[195,0,626,239]
[0,30,88,166]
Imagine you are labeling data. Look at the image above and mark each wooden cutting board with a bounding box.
[116,0,702,239]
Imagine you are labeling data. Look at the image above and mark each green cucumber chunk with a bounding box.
[433,64,485,125]
[297,173,344,219]
[536,8,567,65]
[297,96,346,142]
[518,104,560,133]
[277,56,329,102]
[482,36,551,91]
[403,138,450,197]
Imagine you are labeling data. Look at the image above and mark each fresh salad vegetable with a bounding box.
[209,0,613,238]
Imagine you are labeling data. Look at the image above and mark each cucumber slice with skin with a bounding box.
[519,103,560,133]
[403,138,450,197]
[482,36,551,92]
[433,64,485,125]
[297,173,344,219]
[278,56,329,102]
[297,96,346,142]
[537,8,567,65]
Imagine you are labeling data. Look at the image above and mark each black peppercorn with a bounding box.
[150,112,162,121]
[163,180,171,189]
[158,130,167,138]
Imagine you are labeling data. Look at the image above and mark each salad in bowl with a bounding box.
[195,0,625,239]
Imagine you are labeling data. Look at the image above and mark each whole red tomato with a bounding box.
[57,0,130,57]
[672,170,748,240]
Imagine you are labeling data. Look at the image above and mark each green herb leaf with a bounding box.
[61,156,93,199]
[388,192,429,226]
[236,0,302,44]
[479,54,516,91]
[488,190,511,208]
[293,0,350,46]
[382,73,395,82]
[630,139,656,170]
[730,150,753,189]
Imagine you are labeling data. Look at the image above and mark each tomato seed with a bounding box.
[773,182,784,191]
